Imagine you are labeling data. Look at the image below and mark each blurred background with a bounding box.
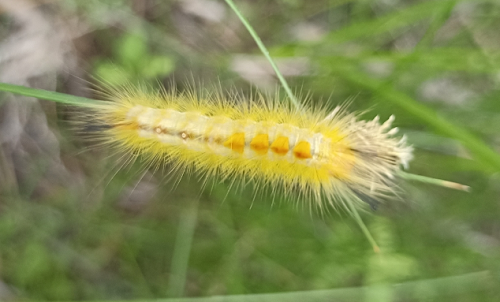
[0,0,499,301]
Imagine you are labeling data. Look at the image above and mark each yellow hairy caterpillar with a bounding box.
[83,85,413,210]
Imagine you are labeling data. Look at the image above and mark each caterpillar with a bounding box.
[82,84,413,211]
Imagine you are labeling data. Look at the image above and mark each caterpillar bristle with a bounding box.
[81,83,413,212]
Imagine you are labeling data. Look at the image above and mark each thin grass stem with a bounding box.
[346,197,380,253]
[167,198,200,297]
[0,82,102,107]
[223,0,299,108]
[62,271,491,301]
[399,171,470,192]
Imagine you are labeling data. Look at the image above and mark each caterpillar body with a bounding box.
[87,86,413,210]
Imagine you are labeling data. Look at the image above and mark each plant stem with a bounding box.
[399,171,470,191]
[167,198,199,297]
[0,82,102,107]
[224,0,299,108]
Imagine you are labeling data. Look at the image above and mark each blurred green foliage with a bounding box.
[1,0,500,301]
[94,30,175,85]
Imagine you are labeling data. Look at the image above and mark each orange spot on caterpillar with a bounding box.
[223,133,245,154]
[293,141,312,159]
[270,136,289,156]
[250,134,269,155]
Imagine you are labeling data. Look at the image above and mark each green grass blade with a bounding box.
[323,0,457,45]
[399,171,470,191]
[58,271,491,301]
[167,198,199,297]
[224,0,299,108]
[0,82,102,108]
[346,196,380,253]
